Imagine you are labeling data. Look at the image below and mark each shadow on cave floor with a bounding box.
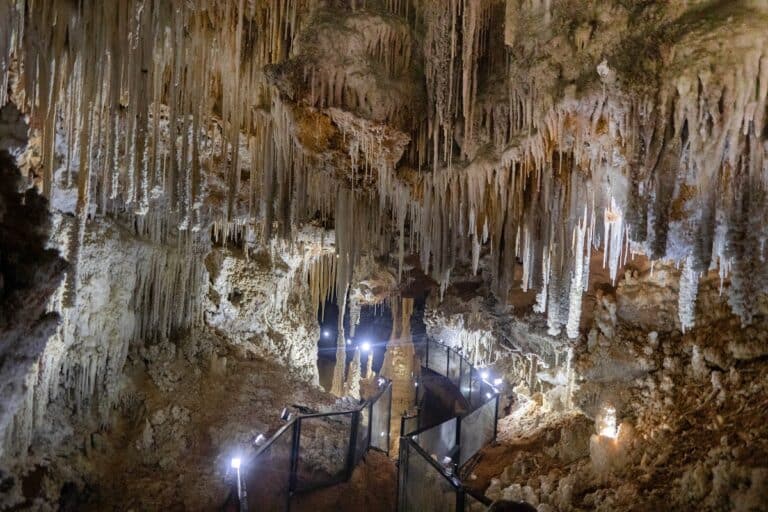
[289,449,396,512]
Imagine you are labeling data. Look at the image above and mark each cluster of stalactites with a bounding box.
[3,221,207,462]
[508,346,575,409]
[308,253,338,321]
[2,0,313,233]
[405,0,497,172]
[376,35,767,335]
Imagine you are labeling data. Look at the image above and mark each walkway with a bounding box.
[228,339,499,512]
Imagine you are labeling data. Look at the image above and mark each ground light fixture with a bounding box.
[442,456,455,476]
[230,457,241,469]
[253,434,266,446]
[481,370,489,380]
[280,408,292,422]
[323,330,331,339]
[361,341,371,352]
[494,378,503,386]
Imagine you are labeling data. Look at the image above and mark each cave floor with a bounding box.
[75,330,337,511]
[463,355,768,511]
[290,449,396,512]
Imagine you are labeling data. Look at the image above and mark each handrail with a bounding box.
[398,339,500,511]
[228,338,499,512]
[235,378,393,511]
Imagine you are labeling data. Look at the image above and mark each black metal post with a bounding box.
[346,410,360,480]
[396,438,407,512]
[236,465,248,512]
[454,413,462,466]
[386,383,392,455]
[493,392,500,442]
[287,419,301,512]
[367,402,373,450]
[425,340,430,370]
[457,488,465,511]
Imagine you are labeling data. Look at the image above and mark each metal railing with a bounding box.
[236,379,393,511]
[398,339,500,511]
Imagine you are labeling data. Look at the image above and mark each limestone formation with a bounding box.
[1,1,767,510]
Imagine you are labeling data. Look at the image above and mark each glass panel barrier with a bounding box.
[458,398,497,467]
[399,439,458,512]
[427,341,448,376]
[471,376,492,410]
[448,350,462,388]
[412,417,457,462]
[401,414,420,437]
[247,422,294,512]
[295,413,352,491]
[371,384,391,452]
[354,407,370,466]
[459,364,472,402]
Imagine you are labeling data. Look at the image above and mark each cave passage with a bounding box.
[2,1,768,511]
[316,297,393,392]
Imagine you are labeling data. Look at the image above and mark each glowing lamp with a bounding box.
[361,341,371,352]
[598,405,618,439]
[231,457,241,469]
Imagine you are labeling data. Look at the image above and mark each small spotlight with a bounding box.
[253,434,266,446]
[414,381,419,387]
[377,378,385,386]
[323,330,331,339]
[231,457,241,469]
[441,456,452,466]
[361,341,371,352]
[486,392,492,399]
[481,371,489,380]
[380,432,386,437]
[493,378,503,386]
[346,338,352,345]
[280,408,292,422]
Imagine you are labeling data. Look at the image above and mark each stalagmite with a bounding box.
[678,256,699,333]
[380,297,416,455]
[344,349,362,399]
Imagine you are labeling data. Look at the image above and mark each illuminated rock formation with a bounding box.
[380,297,417,455]
[1,0,767,509]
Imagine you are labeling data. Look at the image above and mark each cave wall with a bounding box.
[4,1,766,344]
[1,1,767,508]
